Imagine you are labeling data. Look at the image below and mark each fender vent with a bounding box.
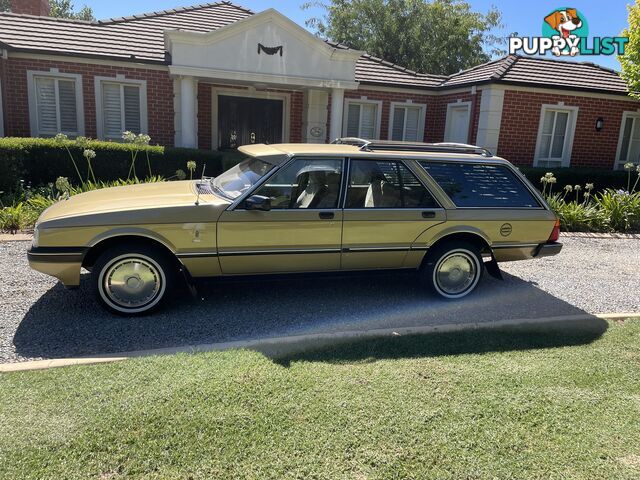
[196,183,214,195]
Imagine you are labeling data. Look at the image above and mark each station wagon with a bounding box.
[28,140,562,315]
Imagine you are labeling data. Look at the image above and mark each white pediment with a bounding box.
[165,9,362,89]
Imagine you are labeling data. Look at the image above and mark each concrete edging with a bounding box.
[1,312,636,373]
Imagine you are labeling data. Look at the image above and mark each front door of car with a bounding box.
[341,158,445,270]
[217,158,344,274]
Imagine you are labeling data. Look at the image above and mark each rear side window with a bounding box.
[419,162,540,208]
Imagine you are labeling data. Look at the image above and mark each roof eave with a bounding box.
[3,46,168,66]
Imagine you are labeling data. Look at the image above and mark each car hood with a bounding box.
[37,180,229,224]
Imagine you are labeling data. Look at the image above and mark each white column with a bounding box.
[475,86,505,154]
[179,76,197,148]
[329,87,344,142]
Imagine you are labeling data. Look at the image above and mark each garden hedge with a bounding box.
[519,167,630,193]
[0,137,226,193]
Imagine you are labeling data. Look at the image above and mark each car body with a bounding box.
[28,140,562,314]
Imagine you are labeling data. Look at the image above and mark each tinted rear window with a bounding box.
[419,162,539,208]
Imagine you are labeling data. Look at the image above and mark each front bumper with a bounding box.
[533,242,563,258]
[27,247,87,287]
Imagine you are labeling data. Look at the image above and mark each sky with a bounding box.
[81,0,634,71]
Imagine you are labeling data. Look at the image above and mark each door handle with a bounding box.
[319,211,335,220]
[422,211,436,219]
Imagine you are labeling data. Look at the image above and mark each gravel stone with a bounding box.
[1,237,638,363]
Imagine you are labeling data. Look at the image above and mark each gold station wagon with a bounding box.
[28,140,562,315]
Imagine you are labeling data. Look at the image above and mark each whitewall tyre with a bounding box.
[92,246,174,315]
[423,241,483,299]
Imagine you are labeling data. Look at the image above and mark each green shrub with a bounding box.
[0,202,28,233]
[0,137,224,193]
[594,189,640,232]
[545,194,605,232]
[520,167,629,195]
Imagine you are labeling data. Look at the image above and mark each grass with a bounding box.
[1,320,639,479]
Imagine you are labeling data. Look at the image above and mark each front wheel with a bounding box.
[422,241,483,299]
[92,245,175,315]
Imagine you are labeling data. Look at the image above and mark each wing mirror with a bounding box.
[244,195,272,211]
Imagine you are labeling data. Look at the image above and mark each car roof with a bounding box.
[238,143,513,165]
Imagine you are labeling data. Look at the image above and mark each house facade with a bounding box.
[0,0,638,170]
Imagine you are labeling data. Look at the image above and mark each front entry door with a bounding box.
[217,158,344,274]
[218,95,283,149]
[342,159,445,270]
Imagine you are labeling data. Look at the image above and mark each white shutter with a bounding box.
[346,104,360,137]
[391,107,405,141]
[35,77,58,135]
[123,85,141,133]
[404,107,420,141]
[360,104,376,139]
[57,79,78,133]
[102,83,123,139]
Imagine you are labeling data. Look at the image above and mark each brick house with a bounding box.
[0,0,637,170]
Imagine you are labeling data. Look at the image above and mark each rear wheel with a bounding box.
[422,241,483,299]
[92,244,175,315]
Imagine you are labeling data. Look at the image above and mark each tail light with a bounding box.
[548,218,560,242]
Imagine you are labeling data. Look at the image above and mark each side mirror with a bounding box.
[244,195,272,211]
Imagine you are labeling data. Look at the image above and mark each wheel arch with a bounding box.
[82,231,181,271]
[418,230,491,269]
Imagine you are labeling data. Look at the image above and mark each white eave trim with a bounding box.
[168,65,360,90]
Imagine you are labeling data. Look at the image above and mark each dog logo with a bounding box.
[543,8,587,56]
[509,7,626,57]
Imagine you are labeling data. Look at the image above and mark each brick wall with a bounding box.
[2,57,174,146]
[497,89,640,169]
[10,0,50,16]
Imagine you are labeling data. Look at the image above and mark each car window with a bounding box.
[419,162,540,208]
[253,158,343,209]
[345,159,439,209]
[211,156,274,200]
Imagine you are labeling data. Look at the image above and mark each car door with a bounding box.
[217,157,344,274]
[341,158,445,270]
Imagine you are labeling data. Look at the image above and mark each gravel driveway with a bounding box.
[1,236,638,363]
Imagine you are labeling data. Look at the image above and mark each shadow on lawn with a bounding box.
[13,270,607,360]
[273,318,609,367]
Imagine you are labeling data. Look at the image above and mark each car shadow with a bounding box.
[13,270,607,360]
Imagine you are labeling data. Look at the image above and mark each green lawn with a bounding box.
[1,319,640,480]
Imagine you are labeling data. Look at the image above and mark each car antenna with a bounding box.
[195,164,206,206]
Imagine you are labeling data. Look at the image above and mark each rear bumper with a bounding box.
[27,247,87,287]
[533,242,563,258]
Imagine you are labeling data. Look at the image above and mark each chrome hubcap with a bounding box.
[103,258,161,309]
[436,252,476,295]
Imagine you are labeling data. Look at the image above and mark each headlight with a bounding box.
[32,225,40,248]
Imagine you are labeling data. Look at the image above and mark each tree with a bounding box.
[0,0,10,12]
[49,0,95,21]
[620,0,640,99]
[303,0,505,75]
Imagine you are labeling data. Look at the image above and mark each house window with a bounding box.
[534,105,578,168]
[343,100,381,139]
[616,112,640,170]
[390,103,426,142]
[95,77,147,140]
[27,71,83,137]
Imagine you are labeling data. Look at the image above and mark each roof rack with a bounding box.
[331,138,494,157]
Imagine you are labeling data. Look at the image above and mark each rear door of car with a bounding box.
[340,157,446,270]
[216,157,345,274]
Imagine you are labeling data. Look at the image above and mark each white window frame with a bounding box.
[614,111,640,170]
[27,70,84,137]
[533,104,579,168]
[388,101,426,142]
[342,98,383,139]
[94,75,148,141]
